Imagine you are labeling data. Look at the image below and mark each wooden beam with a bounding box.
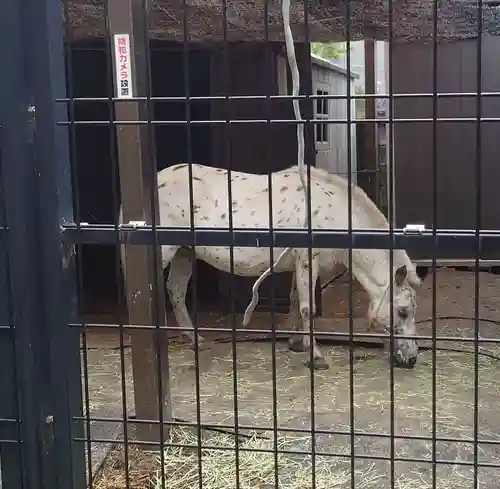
[108,0,171,444]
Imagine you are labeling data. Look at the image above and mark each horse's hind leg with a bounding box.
[287,271,304,352]
[295,253,329,370]
[166,248,204,348]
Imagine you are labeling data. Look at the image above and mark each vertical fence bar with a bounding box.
[301,6,317,487]
[343,1,355,487]
[263,6,279,487]
[387,1,396,487]
[107,0,171,444]
[181,8,204,489]
[221,0,241,483]
[473,1,483,486]
[60,4,96,487]
[139,2,169,487]
[431,0,438,487]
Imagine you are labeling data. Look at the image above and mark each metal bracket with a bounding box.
[403,224,426,235]
[120,220,147,229]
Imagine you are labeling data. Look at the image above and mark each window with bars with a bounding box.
[315,89,329,144]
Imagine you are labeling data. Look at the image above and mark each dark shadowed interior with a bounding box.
[69,41,316,318]
[70,41,216,315]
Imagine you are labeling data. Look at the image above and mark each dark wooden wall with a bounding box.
[393,37,500,261]
[210,42,314,173]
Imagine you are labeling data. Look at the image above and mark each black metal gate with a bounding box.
[0,0,85,487]
[1,0,499,488]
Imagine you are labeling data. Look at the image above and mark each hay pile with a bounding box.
[90,341,500,489]
[93,426,384,489]
[152,427,372,489]
[93,444,157,489]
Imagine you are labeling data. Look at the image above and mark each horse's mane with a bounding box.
[279,165,388,229]
[281,165,421,287]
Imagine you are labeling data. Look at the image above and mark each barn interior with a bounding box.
[71,41,217,316]
[71,40,313,319]
[56,2,500,486]
[67,1,500,320]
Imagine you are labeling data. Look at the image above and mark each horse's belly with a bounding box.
[194,246,293,276]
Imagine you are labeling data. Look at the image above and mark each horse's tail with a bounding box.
[242,247,293,326]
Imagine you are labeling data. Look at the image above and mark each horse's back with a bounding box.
[156,163,420,285]
[158,163,387,233]
[157,164,309,229]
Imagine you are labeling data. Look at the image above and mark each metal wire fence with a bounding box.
[1,0,500,488]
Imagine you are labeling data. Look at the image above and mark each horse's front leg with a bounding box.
[295,254,329,370]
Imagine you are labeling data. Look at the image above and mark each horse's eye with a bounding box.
[398,308,409,319]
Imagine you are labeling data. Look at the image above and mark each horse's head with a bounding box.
[368,265,420,369]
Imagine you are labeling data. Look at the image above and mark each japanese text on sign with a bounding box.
[113,34,133,99]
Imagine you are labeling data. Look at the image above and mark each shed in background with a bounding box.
[277,52,359,181]
[310,54,358,182]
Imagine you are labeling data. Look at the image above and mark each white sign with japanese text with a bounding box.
[113,34,133,99]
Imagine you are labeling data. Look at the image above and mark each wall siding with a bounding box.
[311,62,358,182]
[393,37,500,261]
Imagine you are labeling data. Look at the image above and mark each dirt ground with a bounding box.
[82,268,500,488]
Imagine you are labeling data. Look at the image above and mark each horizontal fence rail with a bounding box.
[61,225,498,256]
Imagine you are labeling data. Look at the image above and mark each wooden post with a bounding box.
[108,0,171,444]
[360,38,379,206]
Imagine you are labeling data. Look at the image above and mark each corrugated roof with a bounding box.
[310,53,359,79]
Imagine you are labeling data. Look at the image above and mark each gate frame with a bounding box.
[1,0,495,487]
[0,0,85,487]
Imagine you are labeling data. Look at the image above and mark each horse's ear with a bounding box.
[395,265,407,286]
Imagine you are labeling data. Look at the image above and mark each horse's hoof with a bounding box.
[305,357,330,370]
[288,338,305,353]
[189,336,207,351]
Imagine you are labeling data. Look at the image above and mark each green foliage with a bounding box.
[310,42,346,60]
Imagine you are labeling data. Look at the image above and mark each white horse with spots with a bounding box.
[121,163,423,370]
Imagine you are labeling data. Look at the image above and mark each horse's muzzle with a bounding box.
[391,353,418,369]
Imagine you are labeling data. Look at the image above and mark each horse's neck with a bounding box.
[350,250,391,302]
